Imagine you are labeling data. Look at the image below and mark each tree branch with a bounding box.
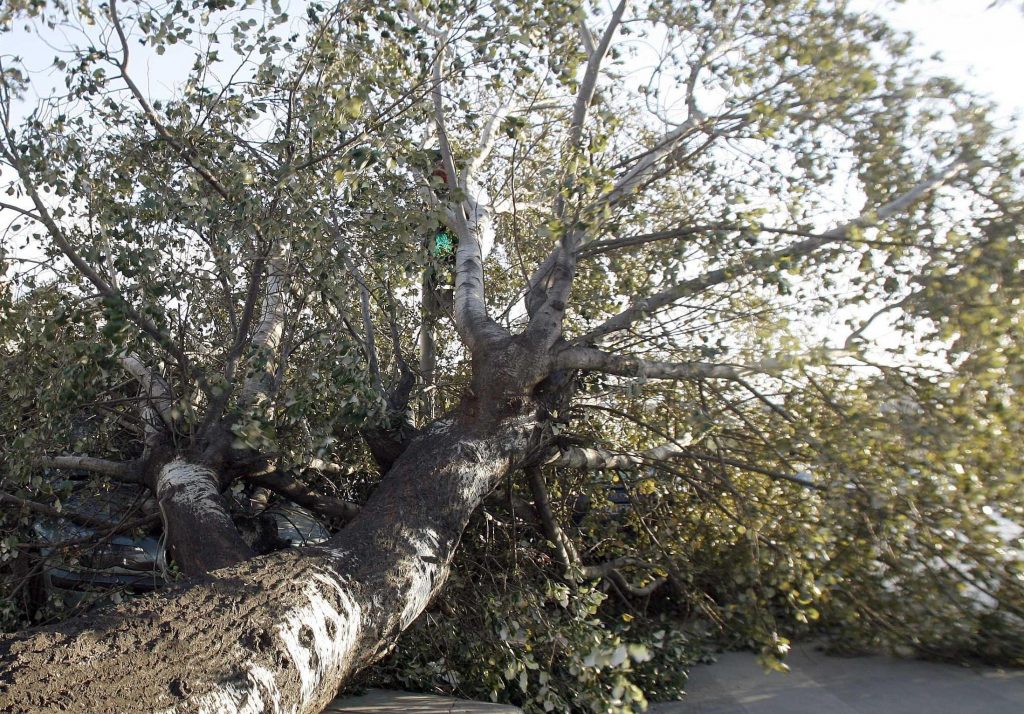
[559,0,628,220]
[333,234,384,397]
[576,158,973,344]
[429,39,506,352]
[0,490,146,530]
[525,466,580,573]
[548,440,688,470]
[594,113,703,210]
[549,439,819,489]
[555,346,763,380]
[604,570,667,597]
[525,466,667,595]
[247,471,360,523]
[32,456,142,483]
[119,353,175,428]
[108,0,230,201]
[239,242,291,408]
[0,126,192,375]
[522,1,628,348]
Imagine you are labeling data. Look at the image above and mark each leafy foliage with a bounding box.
[1,0,1022,710]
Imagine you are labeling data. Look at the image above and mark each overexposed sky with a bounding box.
[865,0,1024,131]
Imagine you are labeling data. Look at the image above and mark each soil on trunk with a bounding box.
[0,404,537,714]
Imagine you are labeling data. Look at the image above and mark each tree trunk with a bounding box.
[0,404,536,714]
[152,457,255,576]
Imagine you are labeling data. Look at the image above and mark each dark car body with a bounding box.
[33,479,330,610]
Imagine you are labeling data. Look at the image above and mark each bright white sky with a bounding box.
[865,0,1024,133]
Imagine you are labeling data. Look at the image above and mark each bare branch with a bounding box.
[32,456,142,483]
[582,555,667,597]
[548,440,689,471]
[595,113,703,210]
[577,225,705,259]
[578,20,596,58]
[555,346,767,380]
[247,471,360,523]
[0,490,142,530]
[466,106,510,180]
[605,570,667,597]
[403,1,446,39]
[0,201,42,223]
[359,281,383,393]
[525,466,580,573]
[331,232,384,397]
[119,353,175,428]
[675,450,823,490]
[580,556,650,579]
[524,467,666,595]
[306,458,356,476]
[576,158,973,344]
[550,439,821,490]
[566,0,629,181]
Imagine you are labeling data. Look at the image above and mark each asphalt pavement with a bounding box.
[650,643,1024,713]
[326,644,1024,713]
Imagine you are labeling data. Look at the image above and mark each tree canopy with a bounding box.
[0,1,1022,712]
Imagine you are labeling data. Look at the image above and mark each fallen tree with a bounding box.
[1,0,1022,711]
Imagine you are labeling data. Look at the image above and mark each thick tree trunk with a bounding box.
[152,458,255,576]
[0,404,536,714]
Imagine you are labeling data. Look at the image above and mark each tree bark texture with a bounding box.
[0,404,536,714]
[153,458,256,576]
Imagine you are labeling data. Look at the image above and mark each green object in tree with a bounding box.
[433,229,455,257]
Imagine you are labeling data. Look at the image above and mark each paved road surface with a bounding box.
[650,644,1024,713]
[326,689,522,712]
[327,645,1024,713]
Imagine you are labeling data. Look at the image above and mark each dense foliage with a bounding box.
[1,0,1021,711]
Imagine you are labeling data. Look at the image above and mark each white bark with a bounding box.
[554,346,762,380]
[32,455,139,481]
[154,458,254,575]
[120,352,175,427]
[429,38,506,352]
[240,243,291,407]
[549,440,691,470]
